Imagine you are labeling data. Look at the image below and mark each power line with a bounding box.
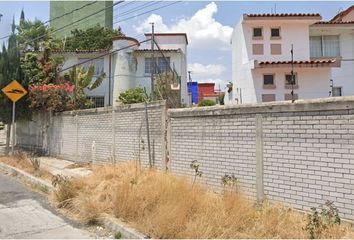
[113,1,161,20]
[0,1,99,40]
[59,38,150,73]
[113,1,181,25]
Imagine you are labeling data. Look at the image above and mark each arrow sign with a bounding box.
[1,80,27,102]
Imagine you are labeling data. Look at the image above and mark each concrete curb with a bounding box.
[101,215,148,239]
[0,162,53,191]
[0,162,148,239]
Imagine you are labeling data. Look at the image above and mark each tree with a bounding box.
[0,18,31,154]
[63,65,105,109]
[154,71,180,108]
[64,25,124,50]
[17,18,51,51]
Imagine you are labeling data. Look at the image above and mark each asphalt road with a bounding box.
[0,172,93,239]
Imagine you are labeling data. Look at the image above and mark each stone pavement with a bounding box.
[0,172,93,239]
[38,157,92,178]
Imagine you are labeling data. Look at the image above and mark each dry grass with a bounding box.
[51,161,354,239]
[0,154,53,180]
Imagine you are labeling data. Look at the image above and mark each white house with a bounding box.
[230,12,344,104]
[57,33,189,107]
[310,6,354,97]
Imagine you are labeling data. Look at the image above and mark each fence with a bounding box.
[168,97,354,221]
[15,96,354,221]
[16,101,166,168]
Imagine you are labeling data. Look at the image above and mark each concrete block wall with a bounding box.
[16,101,166,167]
[168,97,354,221]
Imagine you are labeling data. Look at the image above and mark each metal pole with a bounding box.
[145,101,152,168]
[11,102,15,155]
[290,44,295,103]
[112,107,116,163]
[150,22,155,100]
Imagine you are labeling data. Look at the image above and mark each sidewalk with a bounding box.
[38,157,92,178]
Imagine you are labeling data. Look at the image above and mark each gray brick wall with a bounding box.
[16,101,166,167]
[168,97,354,221]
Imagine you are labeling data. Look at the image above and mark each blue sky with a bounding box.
[0,1,353,89]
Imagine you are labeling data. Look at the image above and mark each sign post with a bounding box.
[1,80,28,155]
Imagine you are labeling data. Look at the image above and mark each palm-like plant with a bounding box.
[64,64,105,109]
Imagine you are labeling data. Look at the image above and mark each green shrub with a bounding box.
[118,87,149,104]
[198,99,216,107]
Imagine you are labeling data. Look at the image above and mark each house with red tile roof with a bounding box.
[230,6,354,104]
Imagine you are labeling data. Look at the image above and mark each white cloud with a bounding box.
[134,2,233,50]
[188,63,225,78]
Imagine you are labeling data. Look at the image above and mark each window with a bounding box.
[78,58,104,76]
[310,35,340,58]
[253,27,263,38]
[145,57,171,74]
[284,93,298,101]
[263,74,275,86]
[285,73,298,87]
[87,96,105,108]
[332,87,342,96]
[262,94,276,102]
[271,28,280,38]
[270,44,281,55]
[252,44,264,55]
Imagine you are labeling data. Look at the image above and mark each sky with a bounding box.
[0,1,353,90]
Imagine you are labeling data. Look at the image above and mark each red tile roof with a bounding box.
[245,13,321,18]
[134,49,179,53]
[314,21,354,25]
[255,58,340,68]
[23,49,109,54]
[145,33,188,44]
[330,5,354,22]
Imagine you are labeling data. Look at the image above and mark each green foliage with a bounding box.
[0,122,4,130]
[219,94,225,105]
[0,20,31,124]
[114,232,122,239]
[221,174,238,191]
[118,87,149,105]
[154,72,180,108]
[63,65,105,109]
[305,201,341,239]
[198,99,216,107]
[190,160,203,186]
[64,25,124,50]
[16,18,51,51]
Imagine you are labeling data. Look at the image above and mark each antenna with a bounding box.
[290,44,295,103]
[188,71,192,82]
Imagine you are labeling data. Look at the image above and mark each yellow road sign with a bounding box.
[1,80,27,102]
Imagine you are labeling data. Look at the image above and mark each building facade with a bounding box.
[50,1,113,39]
[55,33,189,107]
[230,8,354,104]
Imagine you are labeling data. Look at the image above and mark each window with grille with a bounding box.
[285,73,297,86]
[253,27,263,38]
[145,57,171,74]
[271,28,280,38]
[332,87,342,96]
[78,58,105,76]
[310,35,340,58]
[263,74,274,85]
[87,96,105,108]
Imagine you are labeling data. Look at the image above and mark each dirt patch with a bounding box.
[65,162,92,170]
[50,161,354,239]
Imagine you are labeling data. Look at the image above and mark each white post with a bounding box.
[11,102,15,155]
[255,114,264,202]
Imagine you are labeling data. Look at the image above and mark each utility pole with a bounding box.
[150,22,155,100]
[290,44,295,103]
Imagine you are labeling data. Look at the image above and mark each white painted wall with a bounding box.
[230,16,335,104]
[310,26,354,96]
[252,67,332,102]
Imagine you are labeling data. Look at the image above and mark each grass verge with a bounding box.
[51,161,354,239]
